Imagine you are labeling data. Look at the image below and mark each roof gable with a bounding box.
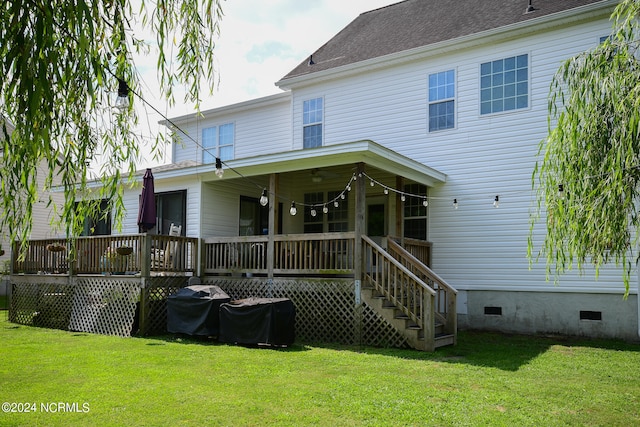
[280,0,612,81]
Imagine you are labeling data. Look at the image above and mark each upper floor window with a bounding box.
[480,54,528,115]
[202,123,234,163]
[428,70,455,131]
[303,97,323,148]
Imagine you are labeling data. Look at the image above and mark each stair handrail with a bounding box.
[387,238,457,339]
[362,236,436,343]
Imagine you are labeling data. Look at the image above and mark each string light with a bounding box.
[423,198,428,207]
[453,199,458,209]
[289,202,297,216]
[322,204,329,214]
[115,78,130,110]
[259,189,269,206]
[558,184,565,199]
[215,157,224,178]
[401,194,406,202]
[310,207,317,217]
[334,200,339,208]
[493,195,500,208]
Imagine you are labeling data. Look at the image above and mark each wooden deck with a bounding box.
[9,232,456,350]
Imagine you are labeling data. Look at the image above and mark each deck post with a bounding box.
[267,173,277,279]
[354,163,365,345]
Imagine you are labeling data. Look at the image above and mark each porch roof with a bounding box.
[157,140,447,187]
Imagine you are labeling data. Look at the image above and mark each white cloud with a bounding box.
[131,0,398,167]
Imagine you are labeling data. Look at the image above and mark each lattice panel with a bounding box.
[140,276,189,335]
[204,277,408,347]
[68,278,140,337]
[9,280,74,330]
[361,303,410,348]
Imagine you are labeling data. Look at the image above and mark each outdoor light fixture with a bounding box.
[260,189,268,206]
[322,204,329,214]
[423,198,428,207]
[310,207,317,217]
[215,157,224,178]
[453,198,458,209]
[289,202,297,216]
[115,78,130,110]
[384,188,389,195]
[334,200,339,208]
[494,195,500,208]
[401,194,406,202]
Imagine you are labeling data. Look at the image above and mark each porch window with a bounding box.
[303,190,348,233]
[404,184,427,240]
[303,192,324,233]
[303,97,323,148]
[202,123,235,163]
[78,199,111,236]
[480,54,528,115]
[428,69,455,131]
[155,190,186,235]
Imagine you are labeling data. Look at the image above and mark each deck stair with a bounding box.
[361,236,457,351]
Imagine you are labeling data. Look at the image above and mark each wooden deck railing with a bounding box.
[203,232,355,276]
[12,234,198,275]
[362,235,436,341]
[386,238,456,339]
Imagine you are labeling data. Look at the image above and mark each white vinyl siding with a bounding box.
[290,17,624,293]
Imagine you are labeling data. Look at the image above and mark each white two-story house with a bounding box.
[112,0,637,344]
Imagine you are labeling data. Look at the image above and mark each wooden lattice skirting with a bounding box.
[9,275,409,347]
[204,277,410,348]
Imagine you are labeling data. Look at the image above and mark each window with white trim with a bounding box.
[428,70,455,131]
[480,54,528,115]
[303,97,323,148]
[202,123,234,163]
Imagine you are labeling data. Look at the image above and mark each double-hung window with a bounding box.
[303,97,323,148]
[428,70,455,131]
[480,54,528,115]
[202,123,234,163]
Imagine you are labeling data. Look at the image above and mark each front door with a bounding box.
[367,197,387,241]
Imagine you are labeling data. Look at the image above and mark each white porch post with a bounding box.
[354,163,365,345]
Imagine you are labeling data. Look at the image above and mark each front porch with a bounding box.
[8,231,456,350]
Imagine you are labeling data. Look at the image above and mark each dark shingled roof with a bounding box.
[280,0,611,81]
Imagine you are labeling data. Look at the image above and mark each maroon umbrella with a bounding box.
[137,168,156,232]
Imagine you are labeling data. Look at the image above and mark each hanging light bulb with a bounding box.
[289,202,297,216]
[259,189,268,206]
[493,195,500,208]
[215,157,224,178]
[115,78,130,110]
[370,180,375,187]
[340,192,345,200]
[322,204,329,214]
[558,184,565,200]
[334,200,339,208]
[401,194,406,202]
[347,184,351,192]
[384,188,389,195]
[310,207,317,217]
[453,198,458,209]
[422,198,428,207]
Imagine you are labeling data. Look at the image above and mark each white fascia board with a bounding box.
[276,0,617,90]
[152,140,447,186]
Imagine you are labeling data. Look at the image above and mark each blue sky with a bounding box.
[130,0,399,167]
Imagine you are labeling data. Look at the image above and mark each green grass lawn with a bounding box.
[1,311,639,426]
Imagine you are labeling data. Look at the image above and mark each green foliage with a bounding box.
[2,314,640,426]
[0,0,222,250]
[531,0,640,294]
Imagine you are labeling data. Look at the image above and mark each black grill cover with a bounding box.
[219,297,295,346]
[167,285,231,336]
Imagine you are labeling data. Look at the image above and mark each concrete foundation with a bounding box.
[457,290,640,342]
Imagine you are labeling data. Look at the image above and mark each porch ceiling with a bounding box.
[159,140,447,187]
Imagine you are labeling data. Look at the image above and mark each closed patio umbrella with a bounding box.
[137,168,156,232]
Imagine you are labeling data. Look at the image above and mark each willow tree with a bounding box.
[531,0,640,294]
[0,0,222,249]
